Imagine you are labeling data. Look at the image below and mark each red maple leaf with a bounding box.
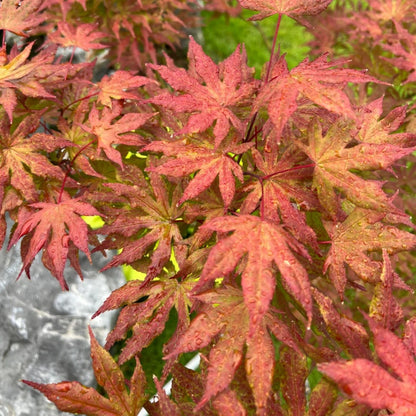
[194,214,313,331]
[92,276,194,366]
[319,317,416,415]
[8,197,101,290]
[0,0,45,36]
[96,70,154,107]
[144,137,252,208]
[94,166,186,283]
[148,37,256,147]
[23,327,148,416]
[382,21,416,83]
[0,42,57,120]
[255,54,381,142]
[0,112,70,205]
[297,118,415,218]
[323,208,416,295]
[240,145,319,249]
[48,22,108,51]
[357,96,416,146]
[238,0,333,20]
[164,286,301,414]
[82,102,153,168]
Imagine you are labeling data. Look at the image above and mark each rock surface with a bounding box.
[0,237,125,416]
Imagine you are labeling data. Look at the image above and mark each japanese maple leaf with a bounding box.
[357,96,416,147]
[383,21,416,83]
[369,0,416,23]
[23,328,148,416]
[147,364,246,416]
[144,137,252,208]
[95,168,185,283]
[312,287,371,359]
[0,113,69,204]
[164,286,301,414]
[240,146,319,250]
[92,276,194,365]
[238,0,333,20]
[82,102,152,167]
[323,208,416,296]
[255,54,381,141]
[319,318,416,415]
[297,118,414,218]
[8,197,101,290]
[96,70,154,107]
[148,37,256,147]
[369,250,404,331]
[194,215,313,331]
[48,22,108,51]
[0,42,56,120]
[0,0,45,36]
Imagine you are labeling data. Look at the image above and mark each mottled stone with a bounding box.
[0,237,125,416]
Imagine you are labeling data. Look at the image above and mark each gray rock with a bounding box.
[0,237,125,416]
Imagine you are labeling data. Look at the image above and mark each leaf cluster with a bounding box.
[1,0,416,415]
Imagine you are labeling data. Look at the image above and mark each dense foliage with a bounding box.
[2,0,416,414]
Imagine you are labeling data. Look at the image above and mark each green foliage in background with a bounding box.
[201,10,311,74]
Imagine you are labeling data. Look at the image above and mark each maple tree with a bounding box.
[1,0,415,415]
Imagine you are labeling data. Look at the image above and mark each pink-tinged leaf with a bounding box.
[129,357,148,416]
[85,103,152,167]
[212,389,247,416]
[195,331,245,412]
[197,215,312,331]
[0,113,68,201]
[165,287,300,413]
[97,70,154,107]
[298,118,413,218]
[369,250,403,330]
[245,322,274,414]
[48,22,108,50]
[144,137,250,208]
[22,328,147,415]
[9,197,100,290]
[278,346,308,416]
[368,318,416,386]
[148,37,256,147]
[323,208,416,296]
[312,288,371,359]
[357,97,416,146]
[319,319,416,414]
[404,317,416,357]
[94,167,185,282]
[93,277,193,368]
[88,327,133,413]
[118,296,174,364]
[257,55,382,139]
[308,379,337,416]
[153,377,182,416]
[241,146,319,250]
[22,380,121,416]
[238,0,333,20]
[0,0,45,36]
